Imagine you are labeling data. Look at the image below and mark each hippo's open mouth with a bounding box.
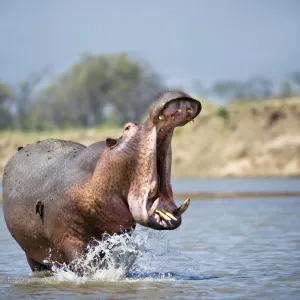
[143,94,201,230]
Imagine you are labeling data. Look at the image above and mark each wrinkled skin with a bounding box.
[2,90,201,273]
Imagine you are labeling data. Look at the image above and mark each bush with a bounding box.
[215,106,229,119]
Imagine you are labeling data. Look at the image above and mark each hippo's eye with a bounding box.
[125,125,130,131]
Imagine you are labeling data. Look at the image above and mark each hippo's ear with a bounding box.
[105,137,118,149]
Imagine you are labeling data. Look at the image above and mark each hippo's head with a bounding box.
[101,91,201,231]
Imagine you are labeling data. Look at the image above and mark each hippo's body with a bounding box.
[2,91,201,274]
[3,140,109,270]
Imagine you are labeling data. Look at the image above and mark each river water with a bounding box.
[0,179,300,299]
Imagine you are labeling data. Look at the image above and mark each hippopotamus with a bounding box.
[2,90,201,274]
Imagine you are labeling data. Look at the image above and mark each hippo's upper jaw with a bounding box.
[148,91,201,129]
[126,91,202,231]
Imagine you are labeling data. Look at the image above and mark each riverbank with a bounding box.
[0,96,300,179]
[1,191,300,204]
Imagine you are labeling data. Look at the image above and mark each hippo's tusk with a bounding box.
[161,208,177,221]
[155,209,172,221]
[173,197,191,216]
[148,198,160,216]
[187,109,193,114]
[159,115,164,120]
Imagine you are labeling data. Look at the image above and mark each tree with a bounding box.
[0,82,13,129]
[13,65,52,130]
[290,72,300,95]
[33,53,165,129]
[244,76,273,100]
[278,80,293,99]
[211,80,243,100]
[211,76,274,101]
[107,54,165,124]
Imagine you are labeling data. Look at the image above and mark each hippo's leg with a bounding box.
[61,238,112,276]
[60,237,87,276]
[26,254,52,272]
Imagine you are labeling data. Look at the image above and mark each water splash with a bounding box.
[24,227,202,284]
[47,230,141,283]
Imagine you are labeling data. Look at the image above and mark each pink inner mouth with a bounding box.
[156,98,199,132]
[144,98,200,230]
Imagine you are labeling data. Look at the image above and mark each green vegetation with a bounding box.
[0,53,164,131]
[0,81,14,129]
[194,72,300,102]
[1,51,300,133]
[215,106,229,119]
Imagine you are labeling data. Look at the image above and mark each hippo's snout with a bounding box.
[155,98,200,132]
[148,91,202,130]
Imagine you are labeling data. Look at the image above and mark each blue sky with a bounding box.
[1,0,299,92]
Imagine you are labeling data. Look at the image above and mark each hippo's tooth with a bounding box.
[148,198,160,216]
[161,208,177,221]
[177,109,182,113]
[159,115,164,120]
[187,109,193,114]
[173,197,191,216]
[155,209,172,221]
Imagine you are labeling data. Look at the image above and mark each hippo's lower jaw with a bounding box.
[145,197,190,230]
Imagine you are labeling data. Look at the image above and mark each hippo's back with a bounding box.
[2,139,87,241]
[3,138,86,197]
